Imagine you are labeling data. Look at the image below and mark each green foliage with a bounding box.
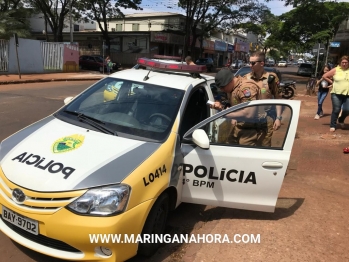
[279,2,349,47]
[0,0,32,39]
[178,0,267,56]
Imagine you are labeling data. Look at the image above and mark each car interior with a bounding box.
[179,87,210,139]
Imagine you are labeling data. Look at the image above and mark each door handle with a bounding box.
[262,162,283,169]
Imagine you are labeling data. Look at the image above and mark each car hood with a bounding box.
[0,116,160,192]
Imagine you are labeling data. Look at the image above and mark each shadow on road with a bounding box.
[128,197,304,262]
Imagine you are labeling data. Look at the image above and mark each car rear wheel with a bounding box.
[138,193,169,257]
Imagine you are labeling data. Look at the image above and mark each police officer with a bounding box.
[212,69,265,146]
[245,51,282,147]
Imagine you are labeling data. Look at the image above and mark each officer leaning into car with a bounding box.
[211,69,266,146]
[244,51,283,147]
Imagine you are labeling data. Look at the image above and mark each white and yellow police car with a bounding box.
[0,57,300,261]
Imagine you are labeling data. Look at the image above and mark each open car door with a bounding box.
[181,100,300,212]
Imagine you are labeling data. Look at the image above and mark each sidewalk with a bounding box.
[0,71,107,85]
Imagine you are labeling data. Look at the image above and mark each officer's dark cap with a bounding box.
[215,69,233,88]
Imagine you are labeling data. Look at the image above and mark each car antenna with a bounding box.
[143,68,153,81]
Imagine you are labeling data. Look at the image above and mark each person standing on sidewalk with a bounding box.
[244,51,283,147]
[314,64,332,120]
[322,55,349,132]
[105,56,112,74]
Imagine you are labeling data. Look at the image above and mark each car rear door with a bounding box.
[180,100,300,212]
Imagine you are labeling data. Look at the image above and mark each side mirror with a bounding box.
[192,129,210,149]
[64,96,74,105]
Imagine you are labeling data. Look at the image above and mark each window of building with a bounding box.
[132,23,139,31]
[116,24,122,31]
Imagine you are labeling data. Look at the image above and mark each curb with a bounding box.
[0,77,104,85]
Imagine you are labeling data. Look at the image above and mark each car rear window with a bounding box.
[300,63,312,68]
[196,59,208,63]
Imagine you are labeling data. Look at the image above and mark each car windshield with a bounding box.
[300,63,312,68]
[280,61,286,63]
[55,77,185,142]
[196,59,208,63]
[234,67,252,77]
[94,56,104,62]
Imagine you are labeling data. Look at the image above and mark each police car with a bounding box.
[0,57,300,262]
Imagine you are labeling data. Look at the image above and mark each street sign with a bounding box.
[330,42,340,47]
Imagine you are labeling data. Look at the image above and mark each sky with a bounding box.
[120,0,349,16]
[120,0,294,16]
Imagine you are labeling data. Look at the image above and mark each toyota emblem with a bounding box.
[12,188,26,203]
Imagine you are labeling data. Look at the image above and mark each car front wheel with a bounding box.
[138,193,169,257]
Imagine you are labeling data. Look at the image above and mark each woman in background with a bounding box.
[314,64,332,119]
[322,55,349,132]
[105,56,112,74]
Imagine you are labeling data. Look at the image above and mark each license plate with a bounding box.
[2,206,39,235]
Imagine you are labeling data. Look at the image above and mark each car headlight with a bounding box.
[67,184,130,216]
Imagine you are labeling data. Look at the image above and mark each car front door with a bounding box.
[180,100,300,212]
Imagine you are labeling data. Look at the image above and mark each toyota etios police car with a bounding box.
[0,57,300,261]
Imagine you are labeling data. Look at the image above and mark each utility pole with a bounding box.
[315,42,320,77]
[14,33,21,79]
[69,0,73,43]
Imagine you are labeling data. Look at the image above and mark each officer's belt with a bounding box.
[236,117,267,129]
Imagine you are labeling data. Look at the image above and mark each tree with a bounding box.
[23,0,78,42]
[178,0,266,58]
[0,0,32,39]
[78,0,142,55]
[279,2,349,49]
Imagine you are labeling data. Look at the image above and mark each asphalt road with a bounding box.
[1,66,348,262]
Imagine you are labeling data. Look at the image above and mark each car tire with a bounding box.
[138,193,169,257]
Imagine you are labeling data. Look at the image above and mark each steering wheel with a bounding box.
[148,113,171,125]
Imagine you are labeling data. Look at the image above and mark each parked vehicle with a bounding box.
[265,59,275,67]
[297,63,314,76]
[231,59,244,69]
[79,55,120,73]
[195,58,214,72]
[279,80,296,99]
[297,59,305,65]
[278,61,287,67]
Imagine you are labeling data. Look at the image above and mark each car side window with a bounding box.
[200,104,292,149]
[180,87,210,138]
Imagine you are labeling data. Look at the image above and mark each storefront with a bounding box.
[203,40,215,59]
[150,32,184,57]
[214,40,227,66]
[235,42,249,61]
[227,44,234,64]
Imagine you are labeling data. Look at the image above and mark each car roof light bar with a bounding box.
[153,55,182,61]
[137,58,206,73]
